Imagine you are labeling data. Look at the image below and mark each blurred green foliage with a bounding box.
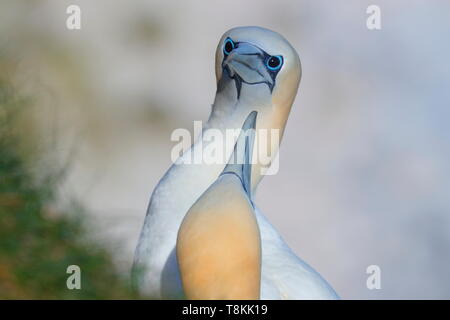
[0,78,140,299]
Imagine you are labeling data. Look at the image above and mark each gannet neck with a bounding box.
[176,176,261,300]
[177,111,261,300]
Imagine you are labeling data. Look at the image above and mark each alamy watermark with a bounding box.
[366,264,381,290]
[66,265,81,290]
[171,122,280,175]
[66,5,81,30]
[366,5,381,30]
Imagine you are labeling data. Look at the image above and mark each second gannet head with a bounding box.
[177,111,261,300]
[210,26,301,189]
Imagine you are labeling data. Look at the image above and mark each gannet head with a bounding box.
[214,26,301,114]
[212,26,301,188]
[177,111,261,300]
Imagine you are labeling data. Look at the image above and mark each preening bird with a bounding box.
[176,111,260,300]
[134,26,339,299]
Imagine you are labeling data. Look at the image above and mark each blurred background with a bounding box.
[1,0,449,299]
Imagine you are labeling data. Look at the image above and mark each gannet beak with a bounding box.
[220,110,257,201]
[222,43,274,93]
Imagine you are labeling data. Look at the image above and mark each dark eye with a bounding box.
[223,38,235,55]
[266,55,283,71]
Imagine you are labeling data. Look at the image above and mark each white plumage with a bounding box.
[134,26,338,299]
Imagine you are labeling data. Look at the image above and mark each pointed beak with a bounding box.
[222,43,274,91]
[221,111,257,201]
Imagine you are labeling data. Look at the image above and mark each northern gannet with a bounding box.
[176,111,260,300]
[134,26,339,299]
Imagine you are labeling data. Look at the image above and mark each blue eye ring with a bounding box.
[223,38,235,55]
[266,55,283,71]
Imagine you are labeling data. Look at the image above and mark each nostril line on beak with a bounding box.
[239,52,260,56]
[232,60,266,79]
